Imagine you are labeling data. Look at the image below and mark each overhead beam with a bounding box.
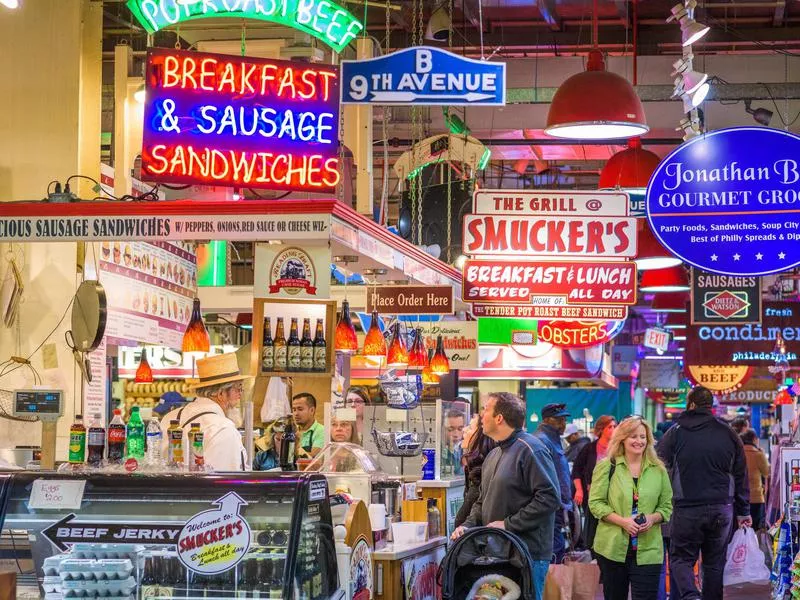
[613,0,631,29]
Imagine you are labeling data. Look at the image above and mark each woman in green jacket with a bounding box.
[589,416,673,600]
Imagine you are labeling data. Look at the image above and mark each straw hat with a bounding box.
[188,353,252,390]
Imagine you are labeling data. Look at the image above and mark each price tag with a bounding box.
[29,479,86,510]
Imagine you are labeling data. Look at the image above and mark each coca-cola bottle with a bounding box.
[107,409,126,465]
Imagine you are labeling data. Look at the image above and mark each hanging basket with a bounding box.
[371,428,428,457]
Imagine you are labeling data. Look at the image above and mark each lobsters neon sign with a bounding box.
[127,0,363,53]
[141,48,341,193]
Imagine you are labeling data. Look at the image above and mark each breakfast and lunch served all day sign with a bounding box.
[141,47,340,193]
[461,190,637,321]
[646,127,800,277]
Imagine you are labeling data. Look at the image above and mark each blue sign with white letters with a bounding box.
[646,127,800,277]
[340,46,506,106]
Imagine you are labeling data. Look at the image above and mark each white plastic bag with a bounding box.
[723,526,771,586]
[260,377,290,422]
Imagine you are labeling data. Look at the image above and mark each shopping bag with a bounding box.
[543,564,573,600]
[723,526,771,586]
[568,562,600,600]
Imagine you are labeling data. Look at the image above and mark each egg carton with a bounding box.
[43,555,70,577]
[69,543,144,561]
[60,576,136,597]
[42,576,62,594]
[59,559,133,581]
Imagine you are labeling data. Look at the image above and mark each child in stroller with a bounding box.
[438,526,537,600]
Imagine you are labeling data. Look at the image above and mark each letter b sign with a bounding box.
[416,49,432,73]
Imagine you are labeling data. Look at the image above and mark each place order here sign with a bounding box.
[461,190,638,321]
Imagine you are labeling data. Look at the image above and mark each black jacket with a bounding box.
[455,463,482,527]
[462,429,561,560]
[571,439,601,497]
[658,408,749,516]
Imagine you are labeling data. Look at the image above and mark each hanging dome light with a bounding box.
[635,226,683,271]
[386,322,409,368]
[362,311,387,360]
[429,335,450,375]
[599,138,661,194]
[640,266,690,293]
[334,300,358,354]
[408,328,428,370]
[651,292,689,313]
[182,298,210,353]
[134,348,154,384]
[545,50,648,140]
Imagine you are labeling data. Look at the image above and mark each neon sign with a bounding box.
[141,48,341,193]
[537,320,625,349]
[126,0,363,53]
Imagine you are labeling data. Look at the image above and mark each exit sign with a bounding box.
[643,328,671,353]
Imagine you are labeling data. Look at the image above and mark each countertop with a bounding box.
[373,536,448,561]
[413,477,465,489]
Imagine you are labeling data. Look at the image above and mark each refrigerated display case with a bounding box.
[0,471,343,599]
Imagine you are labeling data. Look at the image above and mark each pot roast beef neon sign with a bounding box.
[141,47,340,193]
[127,0,363,53]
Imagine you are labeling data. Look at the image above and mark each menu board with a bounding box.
[99,241,198,348]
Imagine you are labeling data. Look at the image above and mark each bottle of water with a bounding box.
[145,417,164,467]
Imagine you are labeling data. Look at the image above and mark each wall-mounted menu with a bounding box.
[99,241,198,348]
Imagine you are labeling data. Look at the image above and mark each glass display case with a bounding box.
[0,471,343,599]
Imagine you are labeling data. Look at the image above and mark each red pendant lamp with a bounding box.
[334,299,358,354]
[429,335,450,375]
[651,292,689,313]
[599,138,661,193]
[545,2,647,141]
[640,266,690,293]
[134,348,154,383]
[408,328,428,369]
[387,322,409,368]
[635,226,682,271]
[362,311,387,359]
[421,349,440,384]
[182,297,210,353]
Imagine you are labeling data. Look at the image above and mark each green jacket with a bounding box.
[588,455,673,565]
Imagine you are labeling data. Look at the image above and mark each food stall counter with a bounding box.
[373,536,447,600]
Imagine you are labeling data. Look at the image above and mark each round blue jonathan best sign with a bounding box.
[646,127,800,276]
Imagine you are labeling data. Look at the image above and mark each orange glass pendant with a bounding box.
[429,335,450,375]
[182,298,210,353]
[334,299,358,353]
[421,349,440,384]
[362,311,387,359]
[134,349,154,383]
[408,328,427,369]
[386,322,409,368]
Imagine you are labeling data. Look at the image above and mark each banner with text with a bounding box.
[691,268,761,325]
[418,321,478,368]
[253,244,331,300]
[365,285,453,315]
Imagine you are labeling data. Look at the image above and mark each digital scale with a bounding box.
[13,389,64,469]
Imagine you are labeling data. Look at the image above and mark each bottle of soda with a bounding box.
[287,318,301,372]
[312,318,326,372]
[167,419,184,469]
[126,406,145,460]
[68,414,86,465]
[107,409,126,465]
[261,317,274,373]
[145,417,164,467]
[300,318,313,372]
[87,413,105,467]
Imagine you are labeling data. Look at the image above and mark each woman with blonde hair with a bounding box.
[589,417,672,600]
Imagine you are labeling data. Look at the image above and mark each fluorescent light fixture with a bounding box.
[134,84,146,104]
[545,123,650,140]
[0,0,19,8]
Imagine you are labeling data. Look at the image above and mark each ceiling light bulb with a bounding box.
[682,19,710,46]
[691,82,709,107]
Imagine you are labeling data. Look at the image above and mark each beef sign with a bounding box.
[462,190,636,321]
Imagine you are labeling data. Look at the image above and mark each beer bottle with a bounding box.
[300,318,313,372]
[287,318,301,372]
[274,318,287,372]
[261,317,274,373]
[312,318,326,372]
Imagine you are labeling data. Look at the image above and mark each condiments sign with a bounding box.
[142,48,340,193]
[365,285,452,315]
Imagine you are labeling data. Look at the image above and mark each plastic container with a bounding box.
[391,521,428,545]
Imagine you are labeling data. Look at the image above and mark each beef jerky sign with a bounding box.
[691,268,761,325]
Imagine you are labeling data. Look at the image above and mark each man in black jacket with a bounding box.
[452,392,561,600]
[658,386,751,600]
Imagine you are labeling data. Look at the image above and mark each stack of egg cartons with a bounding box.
[41,544,142,599]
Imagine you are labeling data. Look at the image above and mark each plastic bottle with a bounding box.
[189,423,204,471]
[107,409,126,465]
[87,413,106,467]
[126,406,145,459]
[426,498,441,539]
[68,415,86,465]
[145,417,164,466]
[167,419,184,469]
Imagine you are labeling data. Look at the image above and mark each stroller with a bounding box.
[438,527,536,600]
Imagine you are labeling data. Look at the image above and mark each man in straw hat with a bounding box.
[159,353,251,471]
